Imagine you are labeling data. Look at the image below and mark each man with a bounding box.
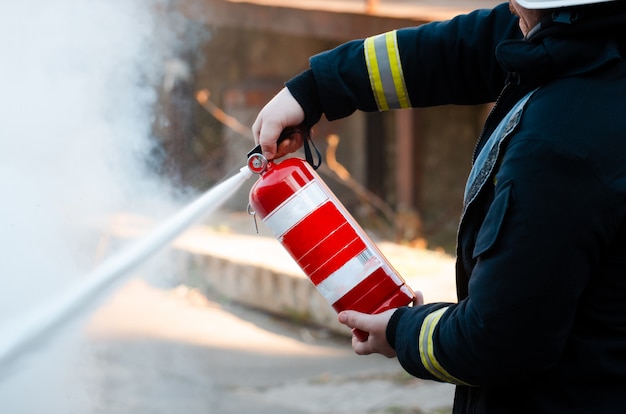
[252,1,626,412]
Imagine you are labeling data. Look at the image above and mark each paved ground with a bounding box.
[81,279,455,414]
[0,209,457,413]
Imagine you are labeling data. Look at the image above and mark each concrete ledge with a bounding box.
[187,254,347,334]
[170,226,354,335]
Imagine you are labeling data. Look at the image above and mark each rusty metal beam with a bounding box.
[178,0,430,42]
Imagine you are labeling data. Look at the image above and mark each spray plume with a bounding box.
[0,0,222,412]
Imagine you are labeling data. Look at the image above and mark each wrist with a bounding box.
[385,307,409,350]
[285,69,322,128]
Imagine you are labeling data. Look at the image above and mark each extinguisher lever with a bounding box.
[246,127,296,159]
[246,127,322,170]
[246,144,263,159]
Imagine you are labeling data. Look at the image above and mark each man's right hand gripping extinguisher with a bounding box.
[247,128,415,340]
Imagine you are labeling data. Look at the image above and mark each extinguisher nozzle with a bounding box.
[240,165,254,179]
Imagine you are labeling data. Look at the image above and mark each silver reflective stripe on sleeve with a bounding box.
[364,30,411,111]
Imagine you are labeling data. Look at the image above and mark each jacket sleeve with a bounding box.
[388,112,616,386]
[286,2,521,123]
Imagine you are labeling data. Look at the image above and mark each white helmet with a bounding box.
[516,0,616,8]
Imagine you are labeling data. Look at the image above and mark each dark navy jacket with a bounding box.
[286,2,626,412]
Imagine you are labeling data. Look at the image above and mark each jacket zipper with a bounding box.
[471,74,520,163]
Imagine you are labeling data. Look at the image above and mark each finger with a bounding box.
[275,131,305,159]
[338,310,366,331]
[351,334,374,355]
[274,138,292,159]
[413,290,424,307]
[287,130,304,152]
[338,312,372,350]
[258,122,284,160]
[251,117,261,145]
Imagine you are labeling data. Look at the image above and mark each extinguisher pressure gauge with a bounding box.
[247,152,268,174]
[247,144,268,174]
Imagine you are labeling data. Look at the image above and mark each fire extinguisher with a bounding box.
[247,128,415,340]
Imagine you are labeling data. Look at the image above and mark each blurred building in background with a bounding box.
[155,0,502,251]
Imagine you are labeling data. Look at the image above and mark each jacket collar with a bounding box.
[495,7,626,85]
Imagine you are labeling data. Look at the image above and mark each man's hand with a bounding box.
[338,309,398,358]
[338,291,423,358]
[252,87,305,160]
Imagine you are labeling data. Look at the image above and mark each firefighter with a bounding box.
[252,1,626,412]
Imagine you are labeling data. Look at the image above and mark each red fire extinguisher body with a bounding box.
[249,157,415,317]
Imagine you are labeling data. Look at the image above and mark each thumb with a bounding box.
[338,310,369,331]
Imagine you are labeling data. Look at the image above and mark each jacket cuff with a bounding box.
[285,69,323,128]
[386,307,409,350]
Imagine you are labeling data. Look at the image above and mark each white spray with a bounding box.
[0,0,239,412]
[0,166,252,368]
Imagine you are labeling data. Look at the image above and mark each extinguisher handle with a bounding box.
[246,127,298,159]
[247,127,322,169]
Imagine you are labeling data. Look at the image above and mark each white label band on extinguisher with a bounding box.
[263,181,328,237]
[316,248,381,305]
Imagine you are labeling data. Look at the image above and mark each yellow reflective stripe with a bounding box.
[363,30,411,111]
[419,307,472,386]
[364,35,389,110]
